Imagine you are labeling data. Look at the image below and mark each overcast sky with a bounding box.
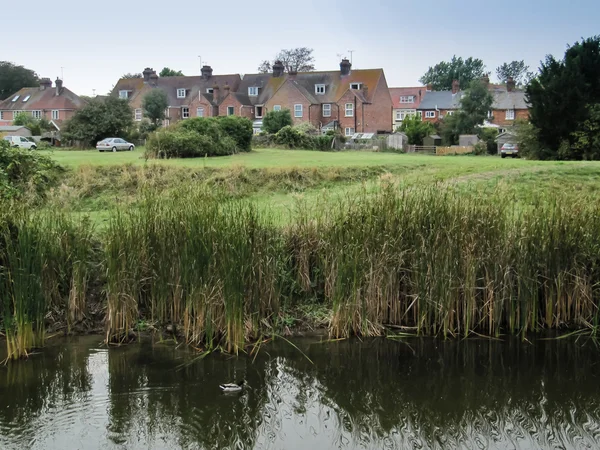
[5,0,599,96]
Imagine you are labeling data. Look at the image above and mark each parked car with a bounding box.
[500,143,519,158]
[96,138,135,152]
[3,135,37,150]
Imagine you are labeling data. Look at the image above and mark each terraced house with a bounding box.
[113,59,393,135]
[389,86,428,130]
[0,77,86,130]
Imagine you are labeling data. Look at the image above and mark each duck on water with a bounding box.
[219,380,245,393]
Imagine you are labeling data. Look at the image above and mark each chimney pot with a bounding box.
[340,58,352,76]
[506,77,516,92]
[426,83,433,92]
[39,78,52,90]
[451,79,460,94]
[272,60,284,77]
[212,83,220,103]
[55,78,63,96]
[143,67,154,82]
[201,65,213,80]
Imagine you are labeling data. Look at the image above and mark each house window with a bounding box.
[12,95,19,102]
[400,96,415,103]
[227,106,235,116]
[0,112,3,120]
[417,111,423,118]
[119,90,129,99]
[425,111,436,118]
[182,107,189,119]
[396,111,405,121]
[447,111,454,116]
[248,87,259,96]
[350,83,361,90]
[315,84,325,94]
[487,110,493,119]
[13,111,21,119]
[255,106,263,118]
[135,108,142,121]
[506,109,515,120]
[345,103,354,117]
[206,88,214,94]
[22,95,31,102]
[294,104,303,118]
[322,104,331,117]
[31,110,42,119]
[196,107,204,117]
[345,127,355,136]
[177,89,186,99]
[52,110,59,120]
[273,105,281,111]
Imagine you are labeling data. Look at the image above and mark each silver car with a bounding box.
[96,138,135,152]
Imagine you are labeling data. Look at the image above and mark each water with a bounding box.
[1,336,599,450]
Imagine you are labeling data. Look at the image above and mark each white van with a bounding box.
[3,135,37,150]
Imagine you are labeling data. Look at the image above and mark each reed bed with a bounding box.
[2,183,600,357]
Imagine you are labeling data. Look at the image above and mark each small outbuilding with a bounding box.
[496,131,517,154]
[0,125,32,137]
[423,134,442,147]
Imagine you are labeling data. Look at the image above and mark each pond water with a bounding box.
[0,335,599,449]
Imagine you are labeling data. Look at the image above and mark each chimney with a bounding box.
[362,84,369,99]
[39,78,52,90]
[55,78,63,96]
[201,65,213,80]
[340,58,352,76]
[451,79,460,94]
[507,77,516,92]
[223,82,230,95]
[426,83,433,92]
[481,74,490,87]
[143,67,154,82]
[149,73,158,86]
[212,83,220,103]
[272,60,284,77]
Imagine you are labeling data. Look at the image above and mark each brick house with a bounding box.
[389,86,427,130]
[0,77,86,131]
[111,66,242,125]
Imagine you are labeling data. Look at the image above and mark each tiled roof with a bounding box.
[0,85,86,111]
[417,86,528,111]
[0,125,28,132]
[492,90,528,110]
[389,87,427,109]
[417,91,463,110]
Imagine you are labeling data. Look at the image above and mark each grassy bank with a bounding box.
[2,181,600,359]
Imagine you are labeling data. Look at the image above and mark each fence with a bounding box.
[406,145,436,154]
[436,146,474,156]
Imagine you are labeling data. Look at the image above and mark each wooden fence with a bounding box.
[436,146,474,156]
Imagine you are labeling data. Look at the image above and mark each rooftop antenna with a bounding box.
[347,50,355,65]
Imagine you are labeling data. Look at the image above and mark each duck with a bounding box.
[219,380,245,393]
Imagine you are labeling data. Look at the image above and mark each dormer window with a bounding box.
[12,95,19,102]
[315,84,325,95]
[248,87,259,96]
[119,90,129,99]
[206,88,214,94]
[22,95,31,102]
[177,88,186,99]
[350,83,362,90]
[400,96,415,103]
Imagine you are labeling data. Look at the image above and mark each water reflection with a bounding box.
[0,336,599,449]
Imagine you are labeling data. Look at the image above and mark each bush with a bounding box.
[252,134,276,148]
[145,129,217,159]
[216,116,253,152]
[311,135,335,151]
[293,122,319,135]
[478,128,499,155]
[262,109,293,134]
[177,117,222,142]
[275,126,310,148]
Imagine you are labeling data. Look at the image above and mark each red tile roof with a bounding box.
[389,87,427,109]
[0,85,86,111]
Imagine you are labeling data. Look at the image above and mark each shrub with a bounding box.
[275,126,310,148]
[478,128,499,155]
[216,116,253,152]
[177,117,223,142]
[252,134,276,148]
[293,122,319,135]
[262,109,293,134]
[311,135,335,151]
[145,129,217,158]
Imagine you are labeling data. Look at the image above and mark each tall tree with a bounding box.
[121,72,142,79]
[159,67,185,77]
[495,60,531,84]
[419,56,486,91]
[0,61,39,100]
[258,48,315,73]
[399,115,435,145]
[526,36,600,160]
[142,89,169,126]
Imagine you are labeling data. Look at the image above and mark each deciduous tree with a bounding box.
[262,109,293,134]
[419,56,486,91]
[0,61,39,100]
[258,48,315,73]
[121,73,142,79]
[142,89,169,126]
[398,115,435,145]
[495,60,532,85]
[159,67,184,77]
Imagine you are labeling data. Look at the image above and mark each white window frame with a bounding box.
[227,106,235,116]
[119,90,129,99]
[206,88,214,94]
[248,87,259,96]
[425,111,436,118]
[181,106,189,119]
[0,111,3,120]
[196,107,204,117]
[134,108,142,121]
[51,110,59,120]
[447,111,454,116]
[22,95,31,102]
[417,111,423,118]
[12,111,21,119]
[294,104,303,118]
[31,110,42,119]
[345,103,354,117]
[396,111,405,121]
[345,127,355,136]
[315,84,325,95]
[255,106,264,118]
[400,96,415,103]
[12,95,19,102]
[487,110,493,119]
[177,88,186,99]
[505,109,515,120]
[322,104,331,117]
[273,105,281,112]
[350,83,361,90]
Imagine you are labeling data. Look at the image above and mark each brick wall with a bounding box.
[362,75,393,133]
[265,82,311,126]
[490,108,529,126]
[337,90,359,134]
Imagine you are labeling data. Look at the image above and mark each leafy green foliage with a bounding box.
[571,104,600,160]
[159,67,184,77]
[62,97,134,146]
[216,116,253,152]
[495,60,532,85]
[12,112,53,136]
[274,125,334,150]
[145,129,221,158]
[262,109,293,134]
[121,73,142,79]
[419,56,486,91]
[399,115,435,145]
[142,89,168,125]
[0,139,64,200]
[478,128,499,155]
[0,61,38,100]
[526,36,600,159]
[258,48,315,73]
